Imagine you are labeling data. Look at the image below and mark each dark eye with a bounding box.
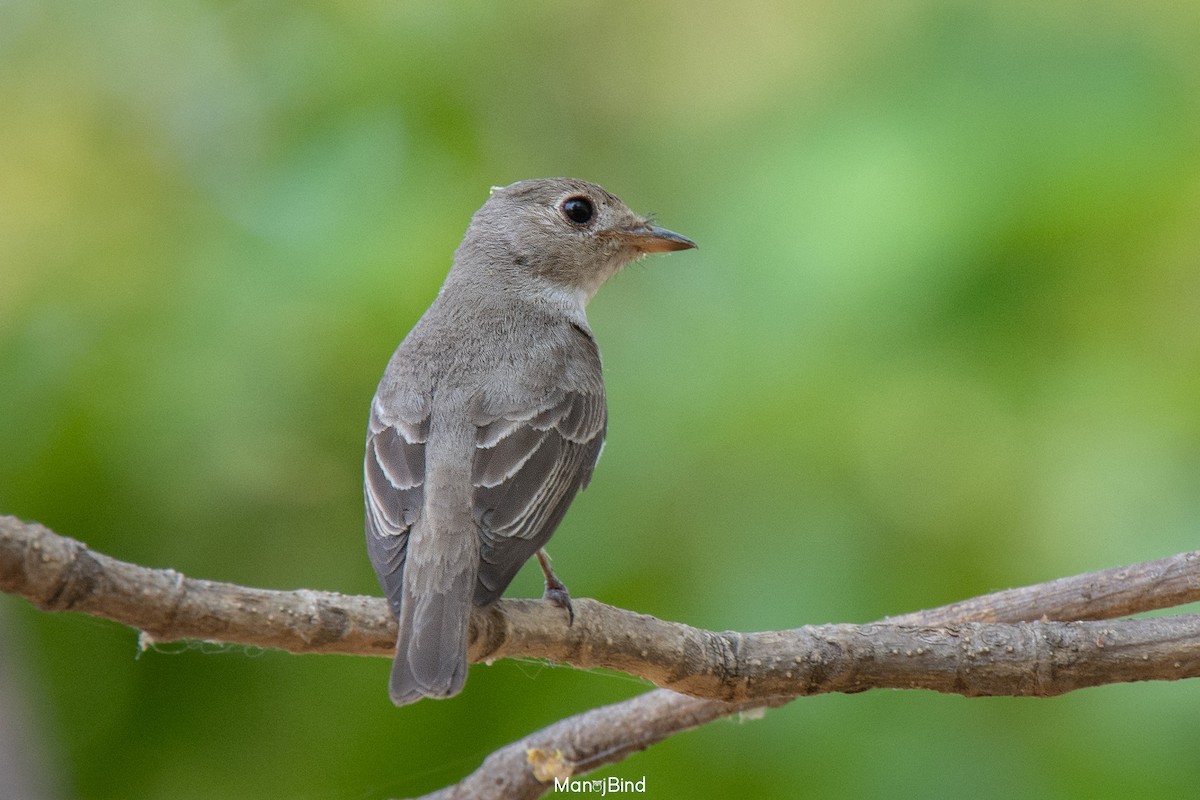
[560,196,595,225]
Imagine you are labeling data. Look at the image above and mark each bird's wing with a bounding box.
[470,386,606,606]
[364,395,429,616]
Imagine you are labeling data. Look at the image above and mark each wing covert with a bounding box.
[471,390,606,605]
[364,400,429,615]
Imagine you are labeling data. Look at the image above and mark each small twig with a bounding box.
[887,550,1200,625]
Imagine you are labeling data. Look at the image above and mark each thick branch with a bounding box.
[0,517,397,656]
[474,600,1200,699]
[5,514,1200,799]
[411,547,1200,799]
[409,552,1200,798]
[3,516,1200,701]
[408,610,1200,799]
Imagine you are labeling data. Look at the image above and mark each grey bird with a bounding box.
[364,178,695,705]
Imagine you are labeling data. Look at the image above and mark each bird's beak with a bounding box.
[621,224,697,254]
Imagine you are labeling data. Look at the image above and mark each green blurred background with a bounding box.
[3,2,1199,798]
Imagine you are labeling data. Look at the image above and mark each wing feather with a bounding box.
[364,401,429,616]
[472,425,548,488]
[471,390,605,605]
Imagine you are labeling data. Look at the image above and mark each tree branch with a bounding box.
[4,514,1200,799]
[886,550,1200,625]
[405,549,1200,799]
[413,689,792,800]
[0,516,397,657]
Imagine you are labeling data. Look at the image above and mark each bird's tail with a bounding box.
[389,549,475,706]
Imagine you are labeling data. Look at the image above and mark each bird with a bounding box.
[364,177,695,705]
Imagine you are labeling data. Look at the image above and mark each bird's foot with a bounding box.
[536,549,575,626]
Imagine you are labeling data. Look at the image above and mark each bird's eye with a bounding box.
[560,196,595,225]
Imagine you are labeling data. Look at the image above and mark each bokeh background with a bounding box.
[3,2,1200,798]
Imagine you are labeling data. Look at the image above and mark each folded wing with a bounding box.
[471,390,606,605]
[364,399,429,616]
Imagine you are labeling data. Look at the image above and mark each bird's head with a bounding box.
[455,178,695,306]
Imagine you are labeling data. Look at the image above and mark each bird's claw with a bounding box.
[536,549,575,627]
[542,583,575,626]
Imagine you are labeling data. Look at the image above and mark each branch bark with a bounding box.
[4,514,1200,799]
[407,548,1200,800]
[415,690,792,800]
